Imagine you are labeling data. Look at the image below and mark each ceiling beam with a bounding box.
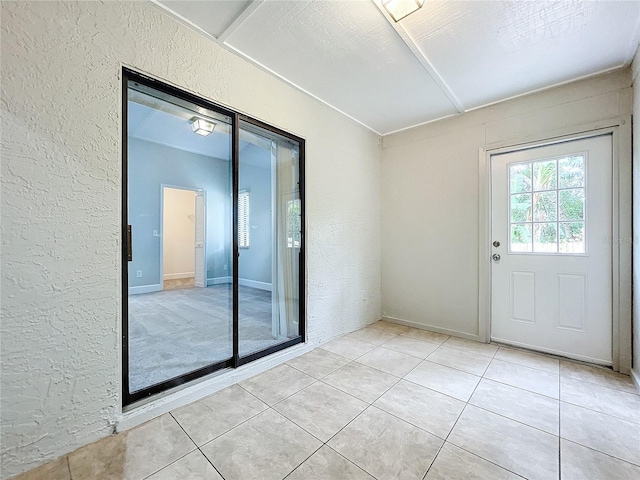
[149,0,219,44]
[622,14,640,67]
[372,0,465,113]
[217,0,265,44]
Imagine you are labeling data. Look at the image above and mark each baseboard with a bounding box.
[381,315,481,342]
[239,278,272,291]
[129,284,162,295]
[163,272,194,280]
[205,277,271,291]
[631,368,640,393]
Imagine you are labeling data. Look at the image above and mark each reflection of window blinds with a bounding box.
[238,190,250,248]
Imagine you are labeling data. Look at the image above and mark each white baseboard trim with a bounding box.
[129,284,162,295]
[118,341,314,432]
[207,276,232,286]
[163,272,194,280]
[205,277,272,291]
[239,278,272,291]
[631,368,640,393]
[381,315,481,342]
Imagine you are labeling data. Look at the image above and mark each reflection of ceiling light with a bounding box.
[382,0,425,22]
[190,118,215,136]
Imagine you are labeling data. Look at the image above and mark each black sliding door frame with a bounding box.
[235,115,306,367]
[121,68,305,406]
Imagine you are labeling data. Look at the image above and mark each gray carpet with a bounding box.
[128,284,291,392]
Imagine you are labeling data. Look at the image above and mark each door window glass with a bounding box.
[509,154,585,254]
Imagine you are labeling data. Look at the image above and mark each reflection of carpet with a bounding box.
[128,284,288,392]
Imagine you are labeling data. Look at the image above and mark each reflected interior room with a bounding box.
[127,84,301,393]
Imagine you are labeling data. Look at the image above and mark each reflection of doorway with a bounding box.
[161,186,205,291]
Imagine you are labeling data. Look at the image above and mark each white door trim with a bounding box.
[478,117,632,373]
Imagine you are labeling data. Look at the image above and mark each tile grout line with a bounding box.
[276,354,394,411]
[494,344,566,368]
[440,343,499,360]
[233,356,387,479]
[432,366,535,480]
[560,363,639,395]
[238,366,320,408]
[205,327,635,479]
[558,397,640,425]
[493,357,561,375]
[368,404,450,444]
[195,337,635,479]
[316,407,380,479]
[320,370,404,441]
[362,329,448,349]
[189,393,268,448]
[277,358,405,478]
[21,322,636,480]
[283,354,350,379]
[461,402,559,438]
[561,437,640,468]
[142,450,197,480]
[323,371,403,407]
[276,359,405,480]
[419,356,489,378]
[415,342,512,479]
[476,373,560,399]
[65,455,72,480]
[421,370,483,479]
[167,411,227,480]
[323,444,380,480]
[279,443,325,480]
[559,376,563,480]
[561,372,640,396]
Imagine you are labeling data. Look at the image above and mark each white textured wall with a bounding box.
[632,43,640,387]
[381,69,632,339]
[0,1,381,477]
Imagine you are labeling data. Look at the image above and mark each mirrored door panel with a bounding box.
[237,121,302,358]
[126,79,233,396]
[123,69,304,406]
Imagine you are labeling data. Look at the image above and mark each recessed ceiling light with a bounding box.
[190,118,216,136]
[382,0,425,22]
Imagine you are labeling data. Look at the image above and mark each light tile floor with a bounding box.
[15,321,640,480]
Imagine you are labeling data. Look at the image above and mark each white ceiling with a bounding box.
[153,0,640,135]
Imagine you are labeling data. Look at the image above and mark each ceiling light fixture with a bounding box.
[382,0,425,22]
[190,117,216,136]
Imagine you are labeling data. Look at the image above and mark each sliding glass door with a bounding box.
[238,121,302,360]
[122,69,304,405]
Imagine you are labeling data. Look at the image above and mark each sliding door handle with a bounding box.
[127,225,132,262]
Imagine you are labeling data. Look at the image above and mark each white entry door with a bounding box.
[490,134,612,365]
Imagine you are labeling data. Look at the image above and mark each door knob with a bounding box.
[492,253,501,261]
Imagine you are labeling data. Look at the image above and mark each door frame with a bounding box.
[159,184,206,290]
[121,67,307,406]
[478,117,632,373]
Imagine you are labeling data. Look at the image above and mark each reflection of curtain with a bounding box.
[274,140,299,337]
